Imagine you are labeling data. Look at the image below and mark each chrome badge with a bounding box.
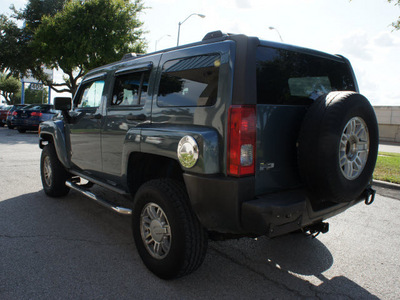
[177,136,199,168]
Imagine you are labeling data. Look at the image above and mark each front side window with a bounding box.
[256,47,355,105]
[157,54,220,107]
[76,80,105,108]
[111,71,150,107]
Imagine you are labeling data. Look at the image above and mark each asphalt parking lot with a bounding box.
[0,127,399,299]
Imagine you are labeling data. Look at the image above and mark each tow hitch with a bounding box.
[364,186,376,205]
[303,222,329,238]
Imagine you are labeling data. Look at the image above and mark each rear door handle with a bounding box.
[127,114,146,121]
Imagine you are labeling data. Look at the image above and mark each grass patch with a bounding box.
[373,152,400,184]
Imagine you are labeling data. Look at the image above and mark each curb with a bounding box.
[372,180,400,191]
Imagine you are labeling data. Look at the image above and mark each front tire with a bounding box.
[132,179,208,279]
[40,144,70,197]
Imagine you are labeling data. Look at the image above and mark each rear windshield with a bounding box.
[256,46,355,105]
[11,105,27,111]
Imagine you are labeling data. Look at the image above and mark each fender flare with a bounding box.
[39,120,71,169]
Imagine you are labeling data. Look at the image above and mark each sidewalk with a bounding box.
[379,141,400,154]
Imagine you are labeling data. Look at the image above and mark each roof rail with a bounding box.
[202,30,226,41]
[121,53,142,61]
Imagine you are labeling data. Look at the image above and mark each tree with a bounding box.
[11,0,66,32]
[1,0,145,97]
[0,15,24,75]
[0,74,21,104]
[387,0,400,30]
[24,85,49,104]
[32,0,146,96]
[350,0,400,30]
[0,0,66,79]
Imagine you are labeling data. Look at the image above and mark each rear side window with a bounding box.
[157,54,220,107]
[111,71,150,107]
[256,47,355,105]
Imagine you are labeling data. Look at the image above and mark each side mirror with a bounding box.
[54,97,72,111]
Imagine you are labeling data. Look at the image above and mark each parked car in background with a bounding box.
[6,104,27,129]
[12,104,58,133]
[0,105,12,127]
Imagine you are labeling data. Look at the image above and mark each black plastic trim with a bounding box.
[114,62,153,76]
[184,173,365,237]
[69,169,129,195]
[183,173,255,233]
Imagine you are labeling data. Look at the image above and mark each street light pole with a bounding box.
[268,26,284,42]
[177,13,206,46]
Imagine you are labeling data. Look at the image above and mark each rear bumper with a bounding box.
[241,189,362,237]
[184,173,363,237]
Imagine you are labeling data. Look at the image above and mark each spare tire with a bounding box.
[298,92,378,204]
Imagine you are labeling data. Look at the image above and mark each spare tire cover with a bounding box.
[298,92,379,203]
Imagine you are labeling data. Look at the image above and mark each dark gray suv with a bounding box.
[38,31,378,279]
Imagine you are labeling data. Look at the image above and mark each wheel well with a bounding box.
[127,152,184,196]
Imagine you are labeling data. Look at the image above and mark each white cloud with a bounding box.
[341,31,373,61]
[373,31,399,47]
[335,29,400,105]
[0,0,27,14]
[235,0,252,9]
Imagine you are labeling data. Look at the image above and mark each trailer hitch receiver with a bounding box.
[304,222,329,238]
[364,186,376,205]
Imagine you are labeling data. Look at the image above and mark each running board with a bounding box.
[66,181,132,215]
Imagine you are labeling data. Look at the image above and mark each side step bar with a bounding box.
[66,180,132,215]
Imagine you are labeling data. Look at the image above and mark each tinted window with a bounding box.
[256,47,355,105]
[157,54,220,107]
[27,105,52,112]
[111,71,150,106]
[20,105,35,110]
[76,80,105,108]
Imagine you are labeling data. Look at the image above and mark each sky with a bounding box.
[1,0,399,106]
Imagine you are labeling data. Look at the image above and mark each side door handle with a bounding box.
[127,114,146,121]
[89,113,102,120]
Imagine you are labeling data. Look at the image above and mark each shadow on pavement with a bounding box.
[205,233,378,299]
[0,189,379,299]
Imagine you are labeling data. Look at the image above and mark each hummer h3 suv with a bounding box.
[38,31,378,279]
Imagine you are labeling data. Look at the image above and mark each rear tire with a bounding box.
[132,179,208,279]
[298,92,378,203]
[40,143,70,197]
[17,128,26,133]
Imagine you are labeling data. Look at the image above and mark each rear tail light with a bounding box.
[227,105,256,177]
[12,111,17,116]
[31,112,43,117]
